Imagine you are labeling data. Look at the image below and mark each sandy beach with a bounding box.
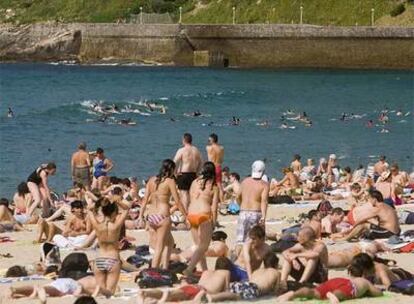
[1,202,414,304]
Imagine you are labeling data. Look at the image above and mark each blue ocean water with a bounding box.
[0,63,413,198]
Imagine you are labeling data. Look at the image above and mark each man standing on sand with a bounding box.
[236,161,269,248]
[174,133,203,211]
[206,133,225,203]
[71,143,91,189]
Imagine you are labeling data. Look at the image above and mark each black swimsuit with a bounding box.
[27,167,47,185]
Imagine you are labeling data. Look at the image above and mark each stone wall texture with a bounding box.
[0,23,413,68]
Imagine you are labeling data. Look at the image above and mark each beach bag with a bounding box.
[59,252,90,280]
[227,202,240,215]
[135,245,150,256]
[40,242,61,267]
[388,279,414,295]
[268,195,295,205]
[135,268,177,288]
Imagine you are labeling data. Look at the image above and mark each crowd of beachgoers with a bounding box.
[1,133,414,304]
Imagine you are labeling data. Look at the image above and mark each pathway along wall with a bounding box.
[1,23,413,68]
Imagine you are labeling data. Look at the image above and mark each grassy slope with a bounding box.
[0,0,412,26]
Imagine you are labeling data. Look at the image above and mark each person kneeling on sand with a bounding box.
[136,256,232,304]
[280,226,328,285]
[207,252,281,302]
[276,276,382,303]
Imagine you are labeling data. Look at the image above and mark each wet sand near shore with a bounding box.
[1,203,414,304]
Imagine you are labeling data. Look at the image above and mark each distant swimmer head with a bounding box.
[251,160,265,179]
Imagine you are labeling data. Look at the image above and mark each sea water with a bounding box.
[0,63,413,197]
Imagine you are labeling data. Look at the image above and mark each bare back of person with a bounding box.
[146,177,173,217]
[207,144,224,166]
[13,193,32,214]
[351,203,376,224]
[302,220,322,239]
[374,161,388,175]
[250,268,280,295]
[72,150,90,168]
[377,203,400,234]
[189,178,216,214]
[95,220,122,259]
[198,270,230,294]
[287,172,300,188]
[177,146,201,173]
[240,178,267,211]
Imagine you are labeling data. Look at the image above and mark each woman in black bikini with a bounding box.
[26,163,57,217]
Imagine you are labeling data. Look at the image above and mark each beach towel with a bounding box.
[135,268,177,288]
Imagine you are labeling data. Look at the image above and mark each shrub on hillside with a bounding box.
[390,3,405,17]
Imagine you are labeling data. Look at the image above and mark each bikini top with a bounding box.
[27,166,48,185]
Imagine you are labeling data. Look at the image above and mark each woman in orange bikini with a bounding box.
[184,161,219,276]
[139,159,187,269]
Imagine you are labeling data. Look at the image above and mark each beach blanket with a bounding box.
[0,275,46,284]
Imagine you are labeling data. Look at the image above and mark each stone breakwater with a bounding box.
[0,23,413,68]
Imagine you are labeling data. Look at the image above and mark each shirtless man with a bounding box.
[223,172,241,202]
[335,190,400,241]
[0,198,24,233]
[273,167,301,196]
[390,163,409,187]
[71,142,91,189]
[291,154,302,176]
[136,257,231,304]
[206,133,225,202]
[321,208,345,236]
[236,161,269,248]
[174,133,203,211]
[281,227,328,285]
[230,225,271,282]
[208,252,281,302]
[373,155,389,182]
[302,210,322,239]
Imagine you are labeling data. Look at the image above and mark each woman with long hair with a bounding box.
[88,198,128,294]
[139,159,187,269]
[183,161,219,276]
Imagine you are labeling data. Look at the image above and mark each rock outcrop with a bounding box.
[0,24,81,61]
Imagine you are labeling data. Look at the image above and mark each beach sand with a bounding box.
[1,203,414,304]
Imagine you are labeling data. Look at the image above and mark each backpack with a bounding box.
[40,242,61,267]
[227,202,240,215]
[135,268,178,288]
[388,279,414,295]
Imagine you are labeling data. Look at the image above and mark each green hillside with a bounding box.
[0,0,413,26]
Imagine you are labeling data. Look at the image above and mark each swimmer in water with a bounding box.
[396,109,403,116]
[7,107,14,118]
[366,120,374,128]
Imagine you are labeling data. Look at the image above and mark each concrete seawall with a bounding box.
[0,23,413,68]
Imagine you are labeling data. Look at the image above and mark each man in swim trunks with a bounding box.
[373,155,389,182]
[136,257,232,303]
[277,277,382,303]
[206,133,225,203]
[236,160,269,249]
[71,142,91,189]
[174,133,203,211]
[231,226,271,282]
[207,252,281,302]
[281,227,328,285]
[336,190,400,241]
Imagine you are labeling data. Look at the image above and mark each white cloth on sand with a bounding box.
[52,234,88,248]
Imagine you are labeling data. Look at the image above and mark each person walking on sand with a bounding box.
[183,162,219,276]
[206,133,225,203]
[139,159,187,269]
[174,133,203,211]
